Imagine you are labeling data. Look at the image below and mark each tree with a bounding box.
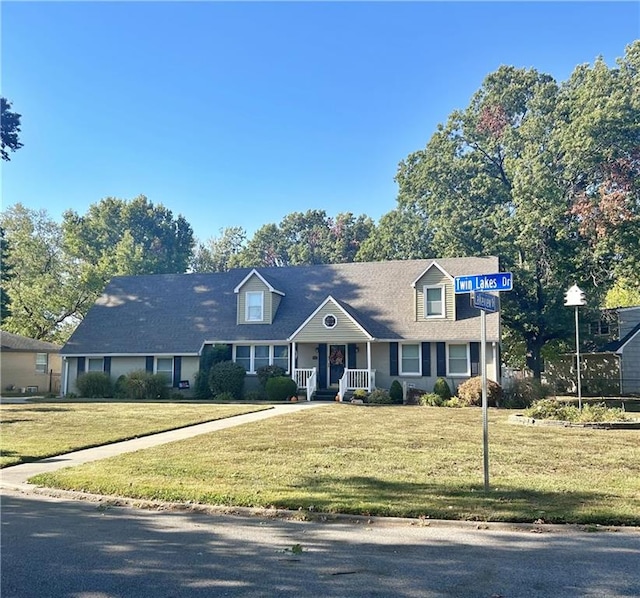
[1,227,13,323]
[0,204,98,342]
[356,207,433,262]
[190,226,247,273]
[1,97,23,161]
[62,195,195,278]
[390,45,640,378]
[234,210,374,268]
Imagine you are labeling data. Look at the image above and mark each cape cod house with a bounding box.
[60,257,502,399]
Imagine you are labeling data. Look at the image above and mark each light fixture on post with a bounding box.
[564,284,586,410]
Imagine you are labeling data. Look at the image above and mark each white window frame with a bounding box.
[424,285,445,318]
[234,344,290,374]
[245,291,264,322]
[87,357,104,372]
[400,343,421,375]
[35,353,48,374]
[447,343,470,377]
[156,357,174,384]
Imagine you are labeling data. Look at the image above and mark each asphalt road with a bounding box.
[2,489,639,598]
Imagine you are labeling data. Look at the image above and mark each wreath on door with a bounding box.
[329,348,344,366]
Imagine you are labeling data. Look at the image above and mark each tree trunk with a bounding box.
[525,335,545,380]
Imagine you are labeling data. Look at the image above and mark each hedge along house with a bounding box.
[60,257,502,400]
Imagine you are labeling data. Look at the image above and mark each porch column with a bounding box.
[291,341,297,372]
[367,341,372,391]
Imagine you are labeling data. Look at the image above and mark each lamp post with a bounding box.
[564,284,586,410]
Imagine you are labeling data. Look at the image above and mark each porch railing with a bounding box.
[306,369,317,402]
[338,369,376,401]
[293,368,315,388]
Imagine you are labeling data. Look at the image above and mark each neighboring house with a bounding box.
[60,257,502,400]
[1,331,62,394]
[545,306,640,396]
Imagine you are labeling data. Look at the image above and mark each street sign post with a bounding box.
[454,272,513,294]
[454,272,512,493]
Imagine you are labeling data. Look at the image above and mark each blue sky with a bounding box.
[2,1,639,243]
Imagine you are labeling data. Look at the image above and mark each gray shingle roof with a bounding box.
[1,331,61,353]
[61,257,501,355]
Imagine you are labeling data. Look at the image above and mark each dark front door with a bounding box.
[329,344,346,385]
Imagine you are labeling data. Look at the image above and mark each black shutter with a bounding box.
[436,343,446,377]
[77,357,85,376]
[173,356,182,388]
[470,342,480,376]
[390,342,399,376]
[104,356,111,376]
[318,344,327,389]
[421,342,431,377]
[145,356,154,373]
[347,344,357,369]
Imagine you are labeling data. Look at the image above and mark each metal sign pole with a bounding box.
[481,307,489,492]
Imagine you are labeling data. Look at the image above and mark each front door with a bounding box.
[329,344,346,386]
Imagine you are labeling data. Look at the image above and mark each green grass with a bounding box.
[0,402,271,467]
[29,405,640,525]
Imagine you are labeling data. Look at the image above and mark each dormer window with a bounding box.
[246,291,264,321]
[424,285,445,318]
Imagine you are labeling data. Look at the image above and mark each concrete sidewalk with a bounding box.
[1,402,325,491]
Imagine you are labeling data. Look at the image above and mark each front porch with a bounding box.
[292,367,376,401]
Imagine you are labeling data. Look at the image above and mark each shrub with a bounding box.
[456,377,502,407]
[389,380,403,404]
[256,365,287,389]
[120,370,170,400]
[76,372,113,398]
[265,376,298,401]
[433,377,452,402]
[405,387,427,405]
[524,399,632,423]
[419,392,443,407]
[443,396,462,408]
[500,378,550,409]
[352,389,369,401]
[368,388,393,404]
[209,361,246,399]
[114,375,128,399]
[195,344,232,398]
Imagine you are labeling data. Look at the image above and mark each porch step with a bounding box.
[312,389,340,402]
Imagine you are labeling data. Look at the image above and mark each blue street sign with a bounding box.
[472,291,500,313]
[454,272,513,294]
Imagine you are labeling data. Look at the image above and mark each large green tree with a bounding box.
[1,227,13,323]
[190,226,247,273]
[234,210,374,267]
[0,205,97,342]
[62,195,195,278]
[391,43,640,377]
[1,97,23,161]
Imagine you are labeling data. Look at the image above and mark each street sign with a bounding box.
[472,291,500,313]
[454,272,513,294]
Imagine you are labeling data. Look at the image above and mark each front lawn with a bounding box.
[0,402,271,467]
[29,405,640,525]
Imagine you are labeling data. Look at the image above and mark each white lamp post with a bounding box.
[564,284,586,410]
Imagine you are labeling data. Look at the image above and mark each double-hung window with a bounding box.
[400,344,421,375]
[246,291,264,322]
[35,353,48,374]
[156,357,174,384]
[234,345,290,374]
[447,344,469,376]
[424,285,444,318]
[87,358,104,372]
